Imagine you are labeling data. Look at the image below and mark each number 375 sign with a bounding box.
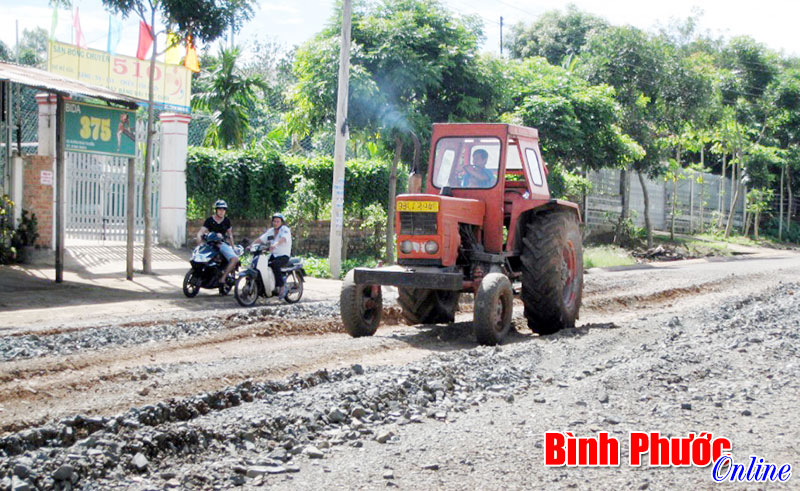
[65,102,136,157]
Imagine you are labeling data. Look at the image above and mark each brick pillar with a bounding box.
[22,155,55,248]
[158,113,191,247]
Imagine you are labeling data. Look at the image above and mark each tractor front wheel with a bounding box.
[473,273,514,346]
[521,211,583,335]
[341,270,383,337]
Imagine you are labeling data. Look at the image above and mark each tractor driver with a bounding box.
[461,149,496,188]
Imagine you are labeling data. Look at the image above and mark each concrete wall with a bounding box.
[586,168,745,234]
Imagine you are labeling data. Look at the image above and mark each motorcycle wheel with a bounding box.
[235,275,259,307]
[284,271,304,304]
[183,270,200,298]
[219,272,234,296]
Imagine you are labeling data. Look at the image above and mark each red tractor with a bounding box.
[340,123,583,345]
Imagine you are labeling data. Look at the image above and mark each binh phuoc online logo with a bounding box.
[544,431,792,483]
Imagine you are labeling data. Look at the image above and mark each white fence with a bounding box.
[586,168,745,234]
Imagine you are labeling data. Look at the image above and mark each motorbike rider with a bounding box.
[252,213,292,299]
[195,200,239,281]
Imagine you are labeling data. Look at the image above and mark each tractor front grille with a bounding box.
[399,212,437,235]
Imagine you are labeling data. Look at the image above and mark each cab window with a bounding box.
[432,137,502,189]
[525,148,544,187]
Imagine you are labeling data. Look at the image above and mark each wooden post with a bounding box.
[328,0,352,279]
[127,156,135,280]
[55,94,65,283]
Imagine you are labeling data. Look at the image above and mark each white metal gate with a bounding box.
[66,119,160,242]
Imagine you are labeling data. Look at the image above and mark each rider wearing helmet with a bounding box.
[253,212,293,299]
[196,199,239,280]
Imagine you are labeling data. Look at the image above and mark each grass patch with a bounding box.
[300,255,380,279]
[682,240,731,257]
[694,232,778,247]
[583,245,636,269]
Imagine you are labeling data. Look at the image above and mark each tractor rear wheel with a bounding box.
[398,288,459,325]
[473,273,514,345]
[521,211,583,335]
[341,270,382,337]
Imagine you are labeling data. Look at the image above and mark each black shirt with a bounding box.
[203,216,231,236]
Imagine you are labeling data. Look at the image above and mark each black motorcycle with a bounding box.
[182,232,243,297]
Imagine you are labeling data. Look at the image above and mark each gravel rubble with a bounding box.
[1,281,798,489]
[0,302,340,362]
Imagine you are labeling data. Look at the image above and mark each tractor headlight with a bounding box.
[400,240,413,254]
[424,240,439,254]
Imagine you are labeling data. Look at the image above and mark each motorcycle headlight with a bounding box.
[424,240,439,254]
[400,240,413,254]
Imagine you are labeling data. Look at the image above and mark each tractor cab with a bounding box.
[417,123,555,256]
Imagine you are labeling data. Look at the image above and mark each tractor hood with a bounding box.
[395,194,484,266]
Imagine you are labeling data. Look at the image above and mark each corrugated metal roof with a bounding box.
[0,60,143,108]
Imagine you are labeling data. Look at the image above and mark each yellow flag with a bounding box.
[165,32,181,65]
[184,35,200,73]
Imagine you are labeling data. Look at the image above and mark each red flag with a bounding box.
[73,7,87,48]
[136,21,154,60]
[184,35,200,72]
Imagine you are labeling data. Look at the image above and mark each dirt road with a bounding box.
[1,249,799,489]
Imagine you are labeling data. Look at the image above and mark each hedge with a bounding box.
[186,147,406,220]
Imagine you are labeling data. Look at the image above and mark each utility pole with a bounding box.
[328,0,352,279]
[500,16,503,55]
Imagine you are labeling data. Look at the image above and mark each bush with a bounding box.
[12,210,38,249]
[764,217,800,244]
[546,162,592,202]
[300,254,381,279]
[186,147,404,221]
[186,147,288,220]
[0,195,15,264]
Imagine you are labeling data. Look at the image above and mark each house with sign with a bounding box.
[0,58,191,281]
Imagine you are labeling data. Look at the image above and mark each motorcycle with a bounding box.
[234,240,305,306]
[182,232,244,297]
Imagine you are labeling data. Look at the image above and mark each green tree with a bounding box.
[192,47,266,148]
[0,40,10,61]
[581,25,714,246]
[241,39,296,145]
[289,0,506,261]
[580,26,667,246]
[503,57,641,170]
[745,187,774,239]
[17,27,49,67]
[100,0,256,273]
[506,5,608,65]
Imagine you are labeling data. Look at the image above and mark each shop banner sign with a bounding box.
[48,40,192,112]
[65,101,136,157]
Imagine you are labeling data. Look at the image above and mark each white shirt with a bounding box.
[259,225,292,257]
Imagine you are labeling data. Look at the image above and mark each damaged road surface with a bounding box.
[1,252,799,489]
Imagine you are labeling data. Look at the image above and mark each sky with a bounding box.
[1,0,798,62]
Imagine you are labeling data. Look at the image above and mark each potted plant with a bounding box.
[12,210,39,264]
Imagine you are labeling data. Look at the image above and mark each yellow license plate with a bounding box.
[397,200,439,212]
